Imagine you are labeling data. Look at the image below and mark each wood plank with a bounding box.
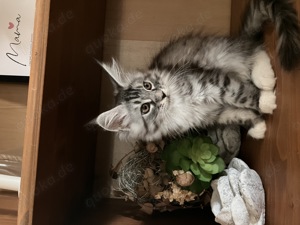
[231,0,300,224]
[17,0,51,224]
[28,0,106,225]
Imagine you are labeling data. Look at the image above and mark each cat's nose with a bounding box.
[154,90,166,101]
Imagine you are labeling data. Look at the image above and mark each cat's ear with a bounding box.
[96,58,130,88]
[96,105,130,132]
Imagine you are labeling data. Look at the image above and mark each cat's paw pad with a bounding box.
[259,90,277,114]
[248,120,266,139]
[252,51,276,91]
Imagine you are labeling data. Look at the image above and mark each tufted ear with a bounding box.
[96,105,129,132]
[96,58,130,88]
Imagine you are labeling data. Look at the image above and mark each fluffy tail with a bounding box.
[242,0,300,70]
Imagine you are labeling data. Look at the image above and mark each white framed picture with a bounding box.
[0,0,36,77]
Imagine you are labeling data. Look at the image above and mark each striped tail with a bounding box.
[242,0,300,70]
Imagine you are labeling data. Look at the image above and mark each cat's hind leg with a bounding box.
[217,108,266,139]
[252,50,277,114]
[259,90,277,114]
[252,50,276,91]
[247,119,266,139]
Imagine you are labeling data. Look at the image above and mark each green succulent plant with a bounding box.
[162,135,225,194]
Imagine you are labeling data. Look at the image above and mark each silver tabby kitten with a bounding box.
[96,0,300,141]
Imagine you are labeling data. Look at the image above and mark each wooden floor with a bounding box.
[0,191,18,225]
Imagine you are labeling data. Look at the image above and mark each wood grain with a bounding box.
[231,0,300,224]
[17,0,51,225]
[26,0,106,225]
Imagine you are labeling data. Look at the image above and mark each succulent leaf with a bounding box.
[200,149,212,160]
[163,135,226,193]
[190,163,201,176]
[209,144,219,156]
[189,179,210,194]
[177,139,192,157]
[197,157,206,166]
[200,162,213,173]
[200,143,210,153]
[211,157,226,174]
[179,158,191,171]
[197,167,212,182]
[205,154,216,163]
[165,149,183,172]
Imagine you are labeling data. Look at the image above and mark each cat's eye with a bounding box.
[141,103,151,114]
[143,81,152,90]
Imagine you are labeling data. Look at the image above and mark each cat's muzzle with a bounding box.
[154,90,167,102]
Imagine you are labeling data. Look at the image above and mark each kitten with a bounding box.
[96,0,300,142]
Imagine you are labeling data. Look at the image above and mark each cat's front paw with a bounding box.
[259,90,277,114]
[247,120,266,139]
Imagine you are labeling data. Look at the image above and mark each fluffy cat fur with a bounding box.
[96,0,300,142]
